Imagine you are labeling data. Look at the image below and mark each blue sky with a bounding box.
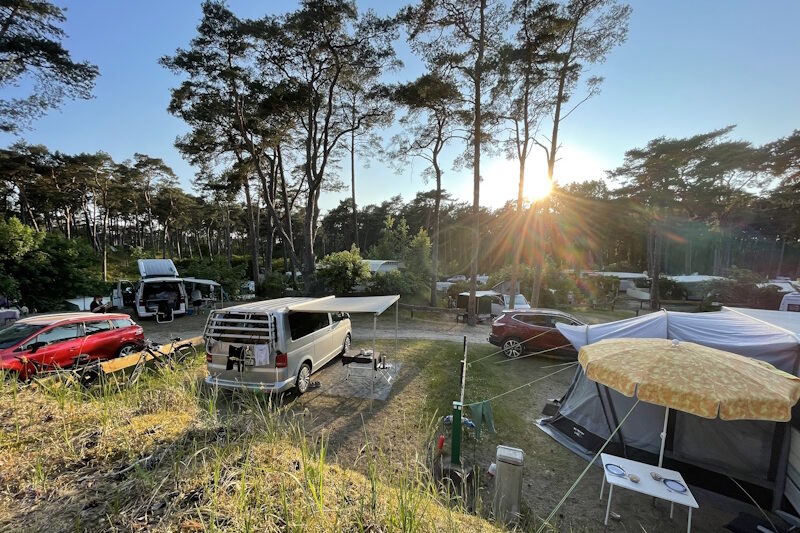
[3,0,799,211]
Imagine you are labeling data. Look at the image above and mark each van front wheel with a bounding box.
[342,333,351,354]
[296,363,312,394]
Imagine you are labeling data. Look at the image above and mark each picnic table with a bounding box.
[600,453,698,532]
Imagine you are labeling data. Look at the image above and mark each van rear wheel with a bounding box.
[296,363,312,394]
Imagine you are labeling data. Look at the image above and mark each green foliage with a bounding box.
[174,257,246,298]
[368,270,417,299]
[368,215,410,260]
[658,277,688,300]
[0,0,99,132]
[318,245,371,295]
[0,217,40,261]
[11,234,106,310]
[404,229,432,278]
[702,278,783,310]
[258,272,287,298]
[578,275,620,304]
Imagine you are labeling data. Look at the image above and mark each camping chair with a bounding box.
[156,301,174,324]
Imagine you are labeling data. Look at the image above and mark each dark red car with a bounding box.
[489,309,584,358]
[0,312,144,379]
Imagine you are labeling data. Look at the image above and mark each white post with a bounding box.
[460,336,468,404]
[395,299,398,358]
[659,406,669,467]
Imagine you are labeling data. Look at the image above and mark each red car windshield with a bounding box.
[0,323,45,349]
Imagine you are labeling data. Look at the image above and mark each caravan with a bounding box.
[113,259,188,321]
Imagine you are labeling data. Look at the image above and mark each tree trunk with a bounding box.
[648,223,662,310]
[101,209,109,281]
[509,158,526,311]
[776,238,785,278]
[350,104,359,248]
[430,161,442,307]
[243,179,260,284]
[467,0,486,327]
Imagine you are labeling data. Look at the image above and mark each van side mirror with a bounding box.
[28,341,46,353]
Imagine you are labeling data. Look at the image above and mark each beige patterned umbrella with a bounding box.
[578,338,800,466]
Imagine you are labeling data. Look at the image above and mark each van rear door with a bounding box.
[204,310,280,385]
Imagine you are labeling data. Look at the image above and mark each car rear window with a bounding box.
[111,318,134,328]
[515,314,553,327]
[0,323,44,349]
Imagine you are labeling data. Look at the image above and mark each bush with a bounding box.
[175,257,246,298]
[578,275,620,304]
[317,245,371,295]
[368,270,416,298]
[257,271,286,298]
[12,234,106,311]
[658,277,688,300]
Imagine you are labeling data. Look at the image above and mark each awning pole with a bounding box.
[658,406,669,467]
[372,313,377,409]
[395,299,398,358]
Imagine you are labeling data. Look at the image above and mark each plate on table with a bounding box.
[663,478,687,493]
[605,464,626,477]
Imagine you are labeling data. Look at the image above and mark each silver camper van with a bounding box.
[203,298,352,394]
[132,259,188,321]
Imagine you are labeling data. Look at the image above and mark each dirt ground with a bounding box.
[128,305,752,531]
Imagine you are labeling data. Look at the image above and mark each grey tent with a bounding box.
[537,307,800,509]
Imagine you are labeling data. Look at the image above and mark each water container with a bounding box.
[493,445,524,523]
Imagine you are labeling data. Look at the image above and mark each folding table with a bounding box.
[600,453,698,532]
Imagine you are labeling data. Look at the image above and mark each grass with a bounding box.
[0,351,505,532]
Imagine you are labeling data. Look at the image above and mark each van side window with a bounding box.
[288,312,330,341]
[85,320,112,335]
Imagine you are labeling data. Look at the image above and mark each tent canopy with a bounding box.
[556,307,800,373]
[542,307,800,508]
[183,277,221,287]
[288,295,399,315]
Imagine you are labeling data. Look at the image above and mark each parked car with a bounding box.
[204,298,352,394]
[489,309,584,358]
[0,312,144,379]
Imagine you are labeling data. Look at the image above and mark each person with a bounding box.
[90,295,104,312]
[192,287,203,314]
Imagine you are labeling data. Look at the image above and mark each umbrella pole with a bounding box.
[658,406,669,467]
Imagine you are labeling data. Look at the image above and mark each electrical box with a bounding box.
[493,445,524,523]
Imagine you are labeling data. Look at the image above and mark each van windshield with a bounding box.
[0,323,44,349]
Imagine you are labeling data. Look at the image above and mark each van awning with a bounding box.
[183,277,221,287]
[288,295,400,315]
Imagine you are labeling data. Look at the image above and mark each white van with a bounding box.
[130,259,188,321]
[203,297,352,394]
[780,292,800,312]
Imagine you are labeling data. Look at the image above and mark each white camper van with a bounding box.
[203,297,352,394]
[130,259,188,321]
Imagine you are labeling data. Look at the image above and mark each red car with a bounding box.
[0,312,144,380]
[489,309,584,358]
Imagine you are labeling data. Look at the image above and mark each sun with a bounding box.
[524,171,553,202]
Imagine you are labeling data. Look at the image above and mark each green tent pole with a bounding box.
[451,401,463,465]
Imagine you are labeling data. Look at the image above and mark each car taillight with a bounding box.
[206,352,212,362]
[275,352,287,368]
[139,299,144,306]
[135,326,143,335]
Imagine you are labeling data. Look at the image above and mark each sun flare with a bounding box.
[524,172,553,202]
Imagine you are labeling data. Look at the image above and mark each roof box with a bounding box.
[138,259,179,279]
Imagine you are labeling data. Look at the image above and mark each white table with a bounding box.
[600,453,698,532]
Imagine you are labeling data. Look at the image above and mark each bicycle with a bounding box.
[128,338,198,386]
